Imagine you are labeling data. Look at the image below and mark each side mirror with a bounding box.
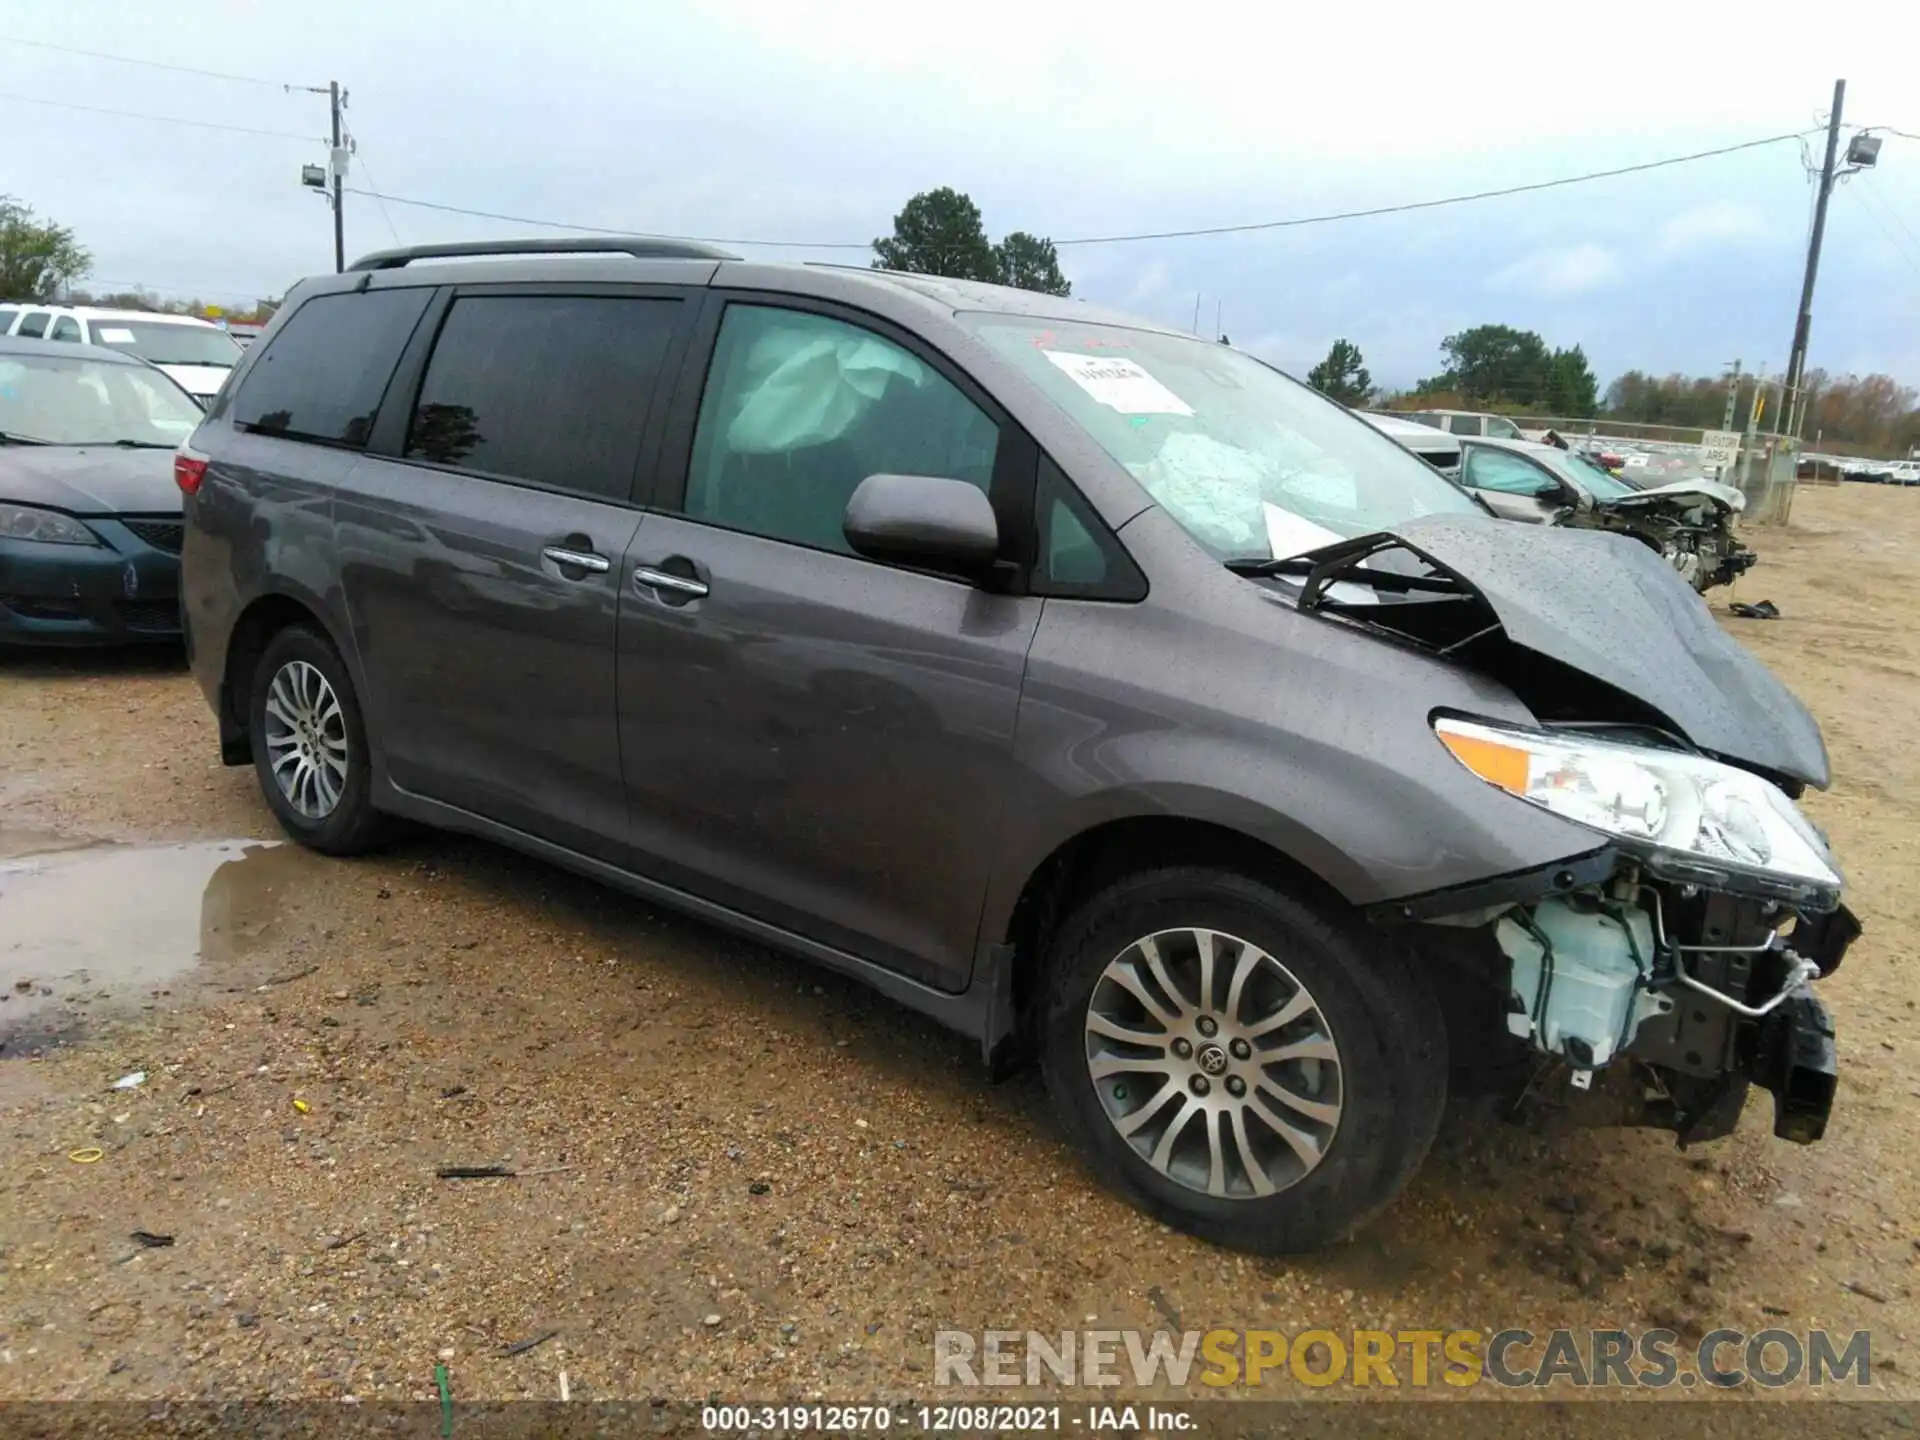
[843,473,1000,575]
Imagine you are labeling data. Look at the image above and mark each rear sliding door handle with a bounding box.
[541,545,611,574]
[633,565,709,599]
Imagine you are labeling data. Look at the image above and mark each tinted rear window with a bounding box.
[403,294,681,501]
[231,288,431,446]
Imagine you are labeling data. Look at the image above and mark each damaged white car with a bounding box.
[1453,435,1757,594]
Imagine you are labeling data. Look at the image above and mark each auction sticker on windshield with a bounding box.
[1264,503,1342,560]
[97,328,137,344]
[1044,352,1193,415]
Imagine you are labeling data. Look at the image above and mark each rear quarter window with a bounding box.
[230,288,432,446]
[402,293,682,501]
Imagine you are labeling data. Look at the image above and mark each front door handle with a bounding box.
[542,545,611,574]
[633,565,709,600]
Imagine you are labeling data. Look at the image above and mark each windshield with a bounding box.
[970,318,1478,561]
[1562,450,1637,499]
[0,352,205,445]
[88,319,243,368]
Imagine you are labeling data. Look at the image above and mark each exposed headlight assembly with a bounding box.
[0,502,99,546]
[1435,716,1841,894]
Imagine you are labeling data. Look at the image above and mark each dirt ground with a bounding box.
[0,483,1915,1417]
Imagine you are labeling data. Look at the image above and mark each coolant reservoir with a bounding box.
[1496,900,1660,1069]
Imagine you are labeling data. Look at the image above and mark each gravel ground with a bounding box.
[0,483,1915,1415]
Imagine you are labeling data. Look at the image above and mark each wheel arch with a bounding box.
[217,588,359,766]
[984,808,1359,1070]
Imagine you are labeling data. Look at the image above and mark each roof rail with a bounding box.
[345,236,741,271]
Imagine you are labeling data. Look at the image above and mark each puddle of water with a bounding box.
[0,839,297,1053]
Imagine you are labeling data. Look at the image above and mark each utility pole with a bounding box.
[292,81,349,271]
[1783,79,1845,442]
[329,81,345,273]
[1721,360,1743,433]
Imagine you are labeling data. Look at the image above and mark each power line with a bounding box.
[1049,131,1819,244]
[0,90,320,141]
[1853,180,1920,280]
[0,34,293,88]
[352,153,405,247]
[351,128,1822,254]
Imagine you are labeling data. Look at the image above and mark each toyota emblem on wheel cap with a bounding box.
[1197,1043,1229,1075]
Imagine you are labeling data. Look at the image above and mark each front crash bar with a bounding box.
[1749,992,1838,1144]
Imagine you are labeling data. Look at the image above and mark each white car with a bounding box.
[2,305,243,406]
[1359,411,1463,478]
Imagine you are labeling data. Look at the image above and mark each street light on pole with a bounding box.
[290,81,350,272]
[1782,81,1882,444]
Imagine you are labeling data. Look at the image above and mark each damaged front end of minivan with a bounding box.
[1282,515,1861,1149]
[1390,724,1858,1148]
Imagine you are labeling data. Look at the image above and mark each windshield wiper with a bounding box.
[105,439,180,449]
[1225,554,1316,578]
[1226,551,1462,594]
[0,430,51,445]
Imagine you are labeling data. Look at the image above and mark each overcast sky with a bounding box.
[10,1,1920,392]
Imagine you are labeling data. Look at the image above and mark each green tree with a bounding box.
[1305,339,1372,406]
[872,187,998,284]
[1417,324,1553,406]
[1544,345,1598,417]
[0,196,90,300]
[873,189,1073,295]
[992,230,1070,296]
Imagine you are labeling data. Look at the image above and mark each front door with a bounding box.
[614,299,1043,990]
[336,288,692,859]
[1461,443,1569,523]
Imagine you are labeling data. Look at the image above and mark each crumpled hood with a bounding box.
[0,445,180,515]
[1605,477,1746,512]
[1365,513,1829,787]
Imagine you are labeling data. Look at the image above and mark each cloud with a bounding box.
[1485,244,1625,297]
[1654,201,1773,259]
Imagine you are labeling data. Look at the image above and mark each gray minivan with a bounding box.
[177,239,1858,1253]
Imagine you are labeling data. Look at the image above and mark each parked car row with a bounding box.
[1841,458,1920,484]
[0,303,245,407]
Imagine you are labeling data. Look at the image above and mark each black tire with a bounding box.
[1039,866,1447,1255]
[247,624,389,855]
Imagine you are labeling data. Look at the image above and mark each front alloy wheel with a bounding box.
[1085,928,1343,1199]
[1041,867,1446,1254]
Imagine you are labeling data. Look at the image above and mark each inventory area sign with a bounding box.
[1700,430,1741,468]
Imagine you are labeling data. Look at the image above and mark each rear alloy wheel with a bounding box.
[1042,867,1446,1254]
[248,625,389,855]
[263,659,348,821]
